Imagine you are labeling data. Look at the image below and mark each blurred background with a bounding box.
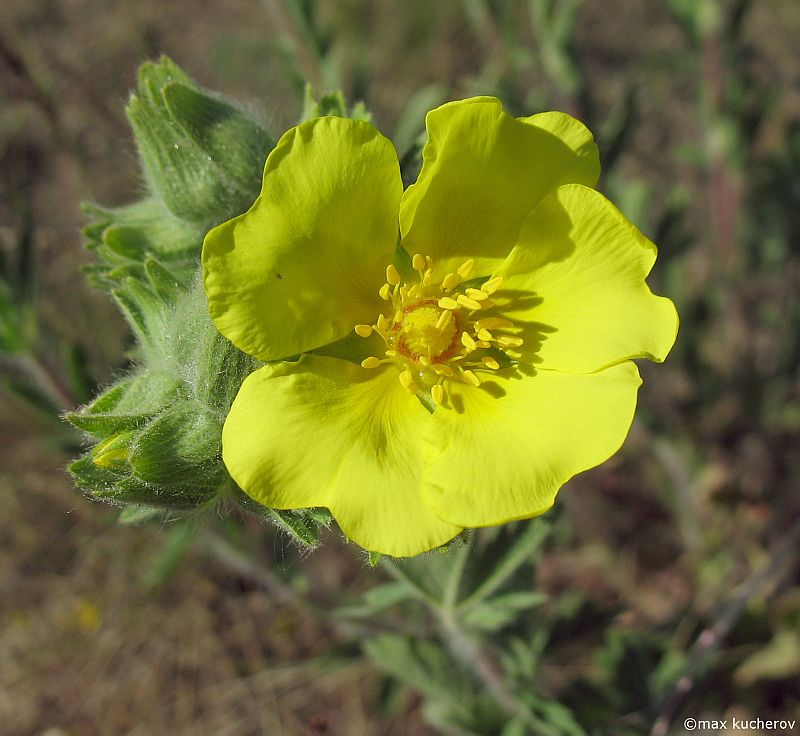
[1,1,799,734]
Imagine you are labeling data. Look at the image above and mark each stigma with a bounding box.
[354,254,522,407]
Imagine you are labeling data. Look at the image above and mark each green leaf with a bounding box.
[364,635,473,707]
[734,628,800,686]
[463,591,548,632]
[142,522,197,590]
[337,582,414,618]
[459,521,551,609]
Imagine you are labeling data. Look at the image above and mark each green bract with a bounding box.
[203,97,679,557]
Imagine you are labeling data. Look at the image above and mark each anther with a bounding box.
[361,356,382,369]
[482,356,500,370]
[394,310,404,323]
[461,332,477,351]
[438,296,459,310]
[398,370,418,393]
[354,324,372,337]
[457,259,475,278]
[386,264,401,285]
[376,314,390,333]
[475,317,513,330]
[476,328,492,341]
[461,369,481,387]
[456,295,482,310]
[481,276,503,294]
[431,384,445,406]
[379,283,391,300]
[435,310,452,331]
[497,335,524,347]
[441,272,461,290]
[412,253,427,271]
[465,288,489,301]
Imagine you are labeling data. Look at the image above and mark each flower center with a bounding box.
[396,302,458,361]
[353,253,524,407]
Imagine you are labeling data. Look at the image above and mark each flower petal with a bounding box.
[421,363,641,528]
[399,97,600,278]
[223,355,461,557]
[203,116,402,361]
[493,183,679,372]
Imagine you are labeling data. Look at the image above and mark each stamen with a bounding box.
[441,272,460,290]
[456,295,482,310]
[475,317,513,330]
[412,253,427,272]
[461,332,477,351]
[461,369,481,387]
[457,259,475,278]
[398,370,418,393]
[497,335,524,348]
[465,288,489,301]
[361,253,518,408]
[481,276,503,294]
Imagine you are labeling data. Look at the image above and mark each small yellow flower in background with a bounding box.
[202,97,678,557]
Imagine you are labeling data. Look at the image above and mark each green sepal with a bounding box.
[267,509,320,548]
[65,373,186,437]
[300,84,372,123]
[163,82,273,199]
[69,453,124,495]
[111,280,166,347]
[126,57,274,227]
[81,197,200,300]
[83,198,202,259]
[128,401,223,491]
[101,476,220,510]
[144,257,183,303]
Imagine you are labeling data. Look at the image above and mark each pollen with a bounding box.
[354,254,521,407]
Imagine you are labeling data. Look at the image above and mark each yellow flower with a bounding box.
[202,97,678,557]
